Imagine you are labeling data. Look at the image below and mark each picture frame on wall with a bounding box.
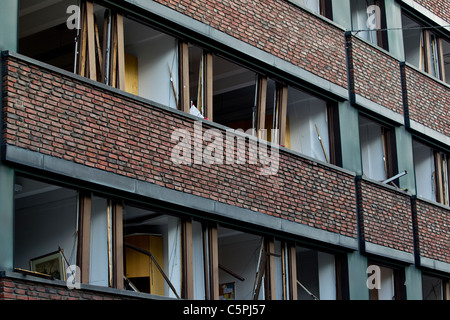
[30,250,66,281]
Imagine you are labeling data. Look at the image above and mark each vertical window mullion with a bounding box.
[77,191,92,284]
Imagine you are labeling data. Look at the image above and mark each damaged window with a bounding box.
[368,262,406,300]
[413,139,450,206]
[402,12,450,84]
[350,0,389,50]
[295,246,339,300]
[422,274,450,300]
[13,175,78,280]
[359,115,397,183]
[18,0,78,72]
[123,204,182,298]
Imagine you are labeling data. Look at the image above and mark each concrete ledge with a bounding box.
[354,94,405,125]
[409,120,450,148]
[3,145,359,251]
[364,241,415,264]
[419,256,450,274]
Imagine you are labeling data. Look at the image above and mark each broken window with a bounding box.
[359,115,397,182]
[295,246,338,300]
[291,0,333,20]
[402,12,450,84]
[413,140,450,206]
[368,263,405,300]
[285,86,338,164]
[123,204,182,298]
[422,274,450,300]
[13,175,78,280]
[19,0,181,106]
[212,56,258,132]
[217,226,267,300]
[123,17,179,108]
[351,0,388,50]
[18,0,78,72]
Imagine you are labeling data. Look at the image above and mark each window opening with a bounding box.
[13,175,78,281]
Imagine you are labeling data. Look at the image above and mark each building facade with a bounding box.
[0,0,449,300]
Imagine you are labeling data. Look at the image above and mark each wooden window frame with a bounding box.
[77,191,92,284]
[76,1,125,89]
[434,151,450,206]
[77,193,124,289]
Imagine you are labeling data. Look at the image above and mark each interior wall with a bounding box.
[192,221,206,300]
[14,181,78,272]
[318,251,336,300]
[378,266,395,300]
[164,216,182,298]
[351,0,380,46]
[359,116,386,181]
[296,248,320,300]
[125,19,179,109]
[218,228,263,300]
[287,87,330,163]
[413,140,436,201]
[89,196,109,287]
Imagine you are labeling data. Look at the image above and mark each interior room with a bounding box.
[413,140,436,202]
[123,204,182,298]
[296,246,337,300]
[285,86,331,163]
[402,12,450,84]
[359,115,395,182]
[212,55,258,131]
[218,226,265,300]
[350,0,388,50]
[18,0,78,72]
[422,274,444,300]
[14,175,78,280]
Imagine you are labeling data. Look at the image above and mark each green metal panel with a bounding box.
[347,251,370,300]
[385,0,405,61]
[338,101,363,175]
[395,126,416,195]
[331,0,352,30]
[0,165,14,271]
[404,265,423,300]
[0,0,18,52]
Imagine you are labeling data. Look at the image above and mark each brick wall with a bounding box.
[412,0,450,24]
[402,64,450,137]
[413,198,450,265]
[357,179,414,254]
[347,35,403,115]
[0,277,130,300]
[2,54,358,239]
[152,0,348,88]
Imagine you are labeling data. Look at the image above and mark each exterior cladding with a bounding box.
[152,0,348,88]
[357,179,414,254]
[2,56,358,239]
[0,277,130,300]
[402,65,450,137]
[412,0,450,24]
[347,35,403,115]
[413,198,450,265]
